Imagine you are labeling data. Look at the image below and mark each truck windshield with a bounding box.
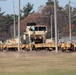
[30,26,46,31]
[39,27,46,31]
[35,27,38,31]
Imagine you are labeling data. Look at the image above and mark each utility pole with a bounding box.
[29,31,32,52]
[51,15,53,40]
[54,0,58,53]
[13,1,16,38]
[18,0,20,52]
[69,0,72,42]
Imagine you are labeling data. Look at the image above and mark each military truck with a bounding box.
[21,23,62,51]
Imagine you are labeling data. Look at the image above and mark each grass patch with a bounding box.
[0,52,76,75]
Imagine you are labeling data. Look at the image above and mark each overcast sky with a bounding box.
[0,0,76,15]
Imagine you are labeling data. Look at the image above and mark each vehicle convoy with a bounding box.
[1,22,76,52]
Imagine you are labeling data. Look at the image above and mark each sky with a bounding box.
[0,0,76,15]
